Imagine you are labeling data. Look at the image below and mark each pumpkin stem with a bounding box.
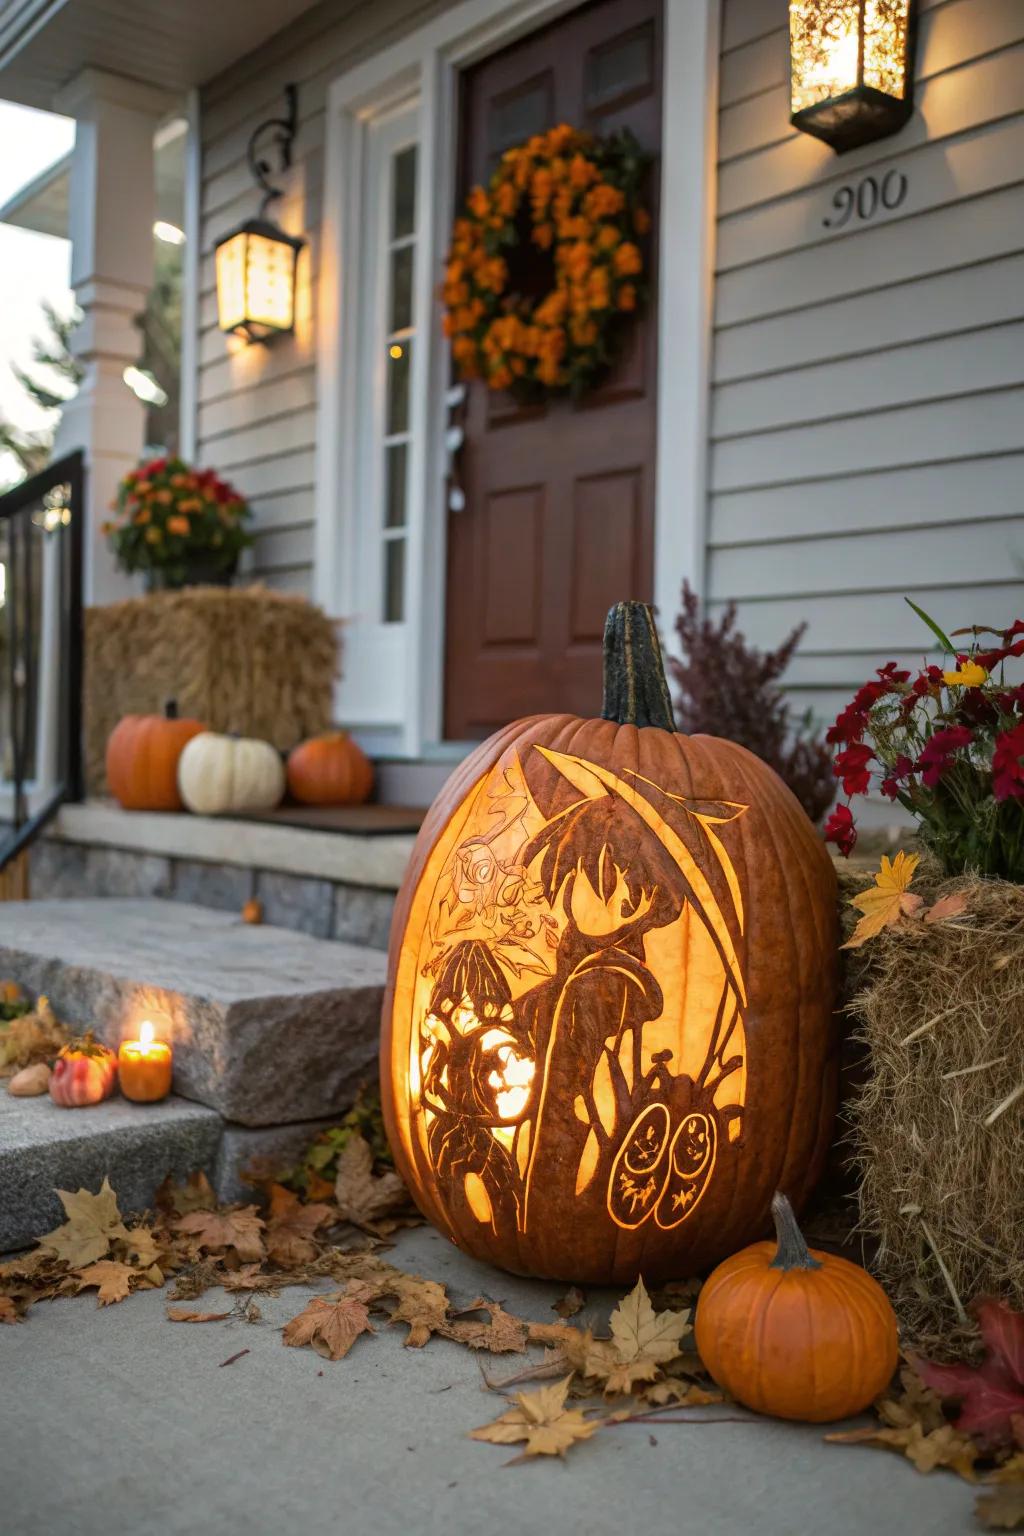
[769,1192,822,1271]
[164,699,178,720]
[601,602,677,731]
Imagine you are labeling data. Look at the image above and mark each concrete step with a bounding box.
[0,899,386,1127]
[0,1086,344,1252]
[0,1091,222,1251]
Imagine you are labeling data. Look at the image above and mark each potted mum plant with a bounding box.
[824,605,1024,879]
[103,456,253,591]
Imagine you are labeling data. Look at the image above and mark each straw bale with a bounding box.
[84,586,338,793]
[845,861,1024,1348]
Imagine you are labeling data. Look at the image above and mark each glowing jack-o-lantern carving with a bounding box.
[381,603,838,1284]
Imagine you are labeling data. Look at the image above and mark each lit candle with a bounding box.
[118,1021,173,1103]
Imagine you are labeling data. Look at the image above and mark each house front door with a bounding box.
[443,0,663,740]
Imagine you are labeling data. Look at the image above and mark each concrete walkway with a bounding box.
[2,1224,976,1536]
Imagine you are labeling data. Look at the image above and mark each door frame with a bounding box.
[315,0,722,756]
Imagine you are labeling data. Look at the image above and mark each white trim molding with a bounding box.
[314,0,721,751]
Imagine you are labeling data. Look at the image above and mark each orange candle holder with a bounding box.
[118,1021,173,1103]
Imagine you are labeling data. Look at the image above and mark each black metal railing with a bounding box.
[0,451,84,876]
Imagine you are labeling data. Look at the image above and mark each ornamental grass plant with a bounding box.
[825,604,1024,880]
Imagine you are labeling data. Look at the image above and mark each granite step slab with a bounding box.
[0,899,386,1127]
[0,1089,349,1252]
[0,1091,223,1252]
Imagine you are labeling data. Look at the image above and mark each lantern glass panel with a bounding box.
[790,1,911,115]
[245,231,297,333]
[215,231,249,335]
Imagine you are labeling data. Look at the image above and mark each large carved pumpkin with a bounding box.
[381,602,838,1284]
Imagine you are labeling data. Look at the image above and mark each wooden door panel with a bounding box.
[481,487,543,647]
[570,469,642,643]
[445,0,663,739]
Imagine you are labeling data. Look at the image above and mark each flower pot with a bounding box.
[146,557,238,593]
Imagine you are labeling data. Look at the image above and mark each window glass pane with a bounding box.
[385,442,408,529]
[384,537,405,623]
[386,340,411,436]
[390,245,414,333]
[392,147,417,240]
[586,25,654,111]
[489,75,552,158]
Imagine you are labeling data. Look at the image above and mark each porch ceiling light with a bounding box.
[789,1,918,154]
[215,85,305,343]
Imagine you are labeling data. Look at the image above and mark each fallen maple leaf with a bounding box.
[470,1375,600,1459]
[843,851,923,949]
[121,1225,162,1269]
[440,1298,528,1354]
[527,1320,595,1374]
[642,1378,723,1407]
[975,1486,1024,1531]
[333,1135,409,1231]
[584,1277,690,1394]
[166,1307,232,1323]
[924,891,969,925]
[914,1299,1024,1451]
[155,1170,217,1216]
[282,1283,376,1361]
[264,1184,334,1268]
[554,1286,586,1319]
[385,1274,449,1348]
[826,1421,979,1479]
[37,1178,131,1268]
[173,1205,266,1264]
[75,1260,136,1307]
[0,1295,22,1323]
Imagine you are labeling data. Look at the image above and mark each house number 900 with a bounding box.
[823,169,907,229]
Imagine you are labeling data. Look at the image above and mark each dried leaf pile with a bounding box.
[2,1143,1023,1526]
[0,992,69,1076]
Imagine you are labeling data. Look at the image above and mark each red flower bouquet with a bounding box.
[825,604,1024,880]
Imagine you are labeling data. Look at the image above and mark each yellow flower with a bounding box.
[943,661,988,687]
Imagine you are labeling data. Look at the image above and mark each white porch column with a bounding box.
[53,68,174,604]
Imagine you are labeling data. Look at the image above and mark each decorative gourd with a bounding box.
[106,700,207,811]
[287,732,374,806]
[49,1033,118,1108]
[380,601,838,1285]
[177,732,285,816]
[695,1192,899,1422]
[8,1062,51,1096]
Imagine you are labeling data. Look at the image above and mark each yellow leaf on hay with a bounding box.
[469,1375,600,1459]
[843,851,924,950]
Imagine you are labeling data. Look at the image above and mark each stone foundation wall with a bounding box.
[28,838,396,949]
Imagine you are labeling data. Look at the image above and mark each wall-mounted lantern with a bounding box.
[789,1,918,154]
[215,85,305,342]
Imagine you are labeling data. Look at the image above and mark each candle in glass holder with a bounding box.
[118,1021,173,1102]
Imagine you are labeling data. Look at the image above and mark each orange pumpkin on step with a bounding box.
[695,1192,899,1422]
[106,700,206,811]
[287,732,373,806]
[380,600,838,1285]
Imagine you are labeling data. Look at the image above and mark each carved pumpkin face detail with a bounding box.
[381,607,838,1284]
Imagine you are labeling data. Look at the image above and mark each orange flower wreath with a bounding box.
[442,124,651,401]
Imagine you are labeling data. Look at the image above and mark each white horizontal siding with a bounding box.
[196,0,444,592]
[709,0,1024,728]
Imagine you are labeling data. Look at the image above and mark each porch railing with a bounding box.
[0,451,84,887]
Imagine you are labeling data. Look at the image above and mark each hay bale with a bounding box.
[847,863,1024,1348]
[85,586,339,794]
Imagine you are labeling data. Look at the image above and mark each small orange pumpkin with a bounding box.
[695,1191,898,1422]
[49,1032,119,1109]
[106,700,206,812]
[287,732,373,806]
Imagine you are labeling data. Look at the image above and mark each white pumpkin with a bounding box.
[177,732,285,816]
